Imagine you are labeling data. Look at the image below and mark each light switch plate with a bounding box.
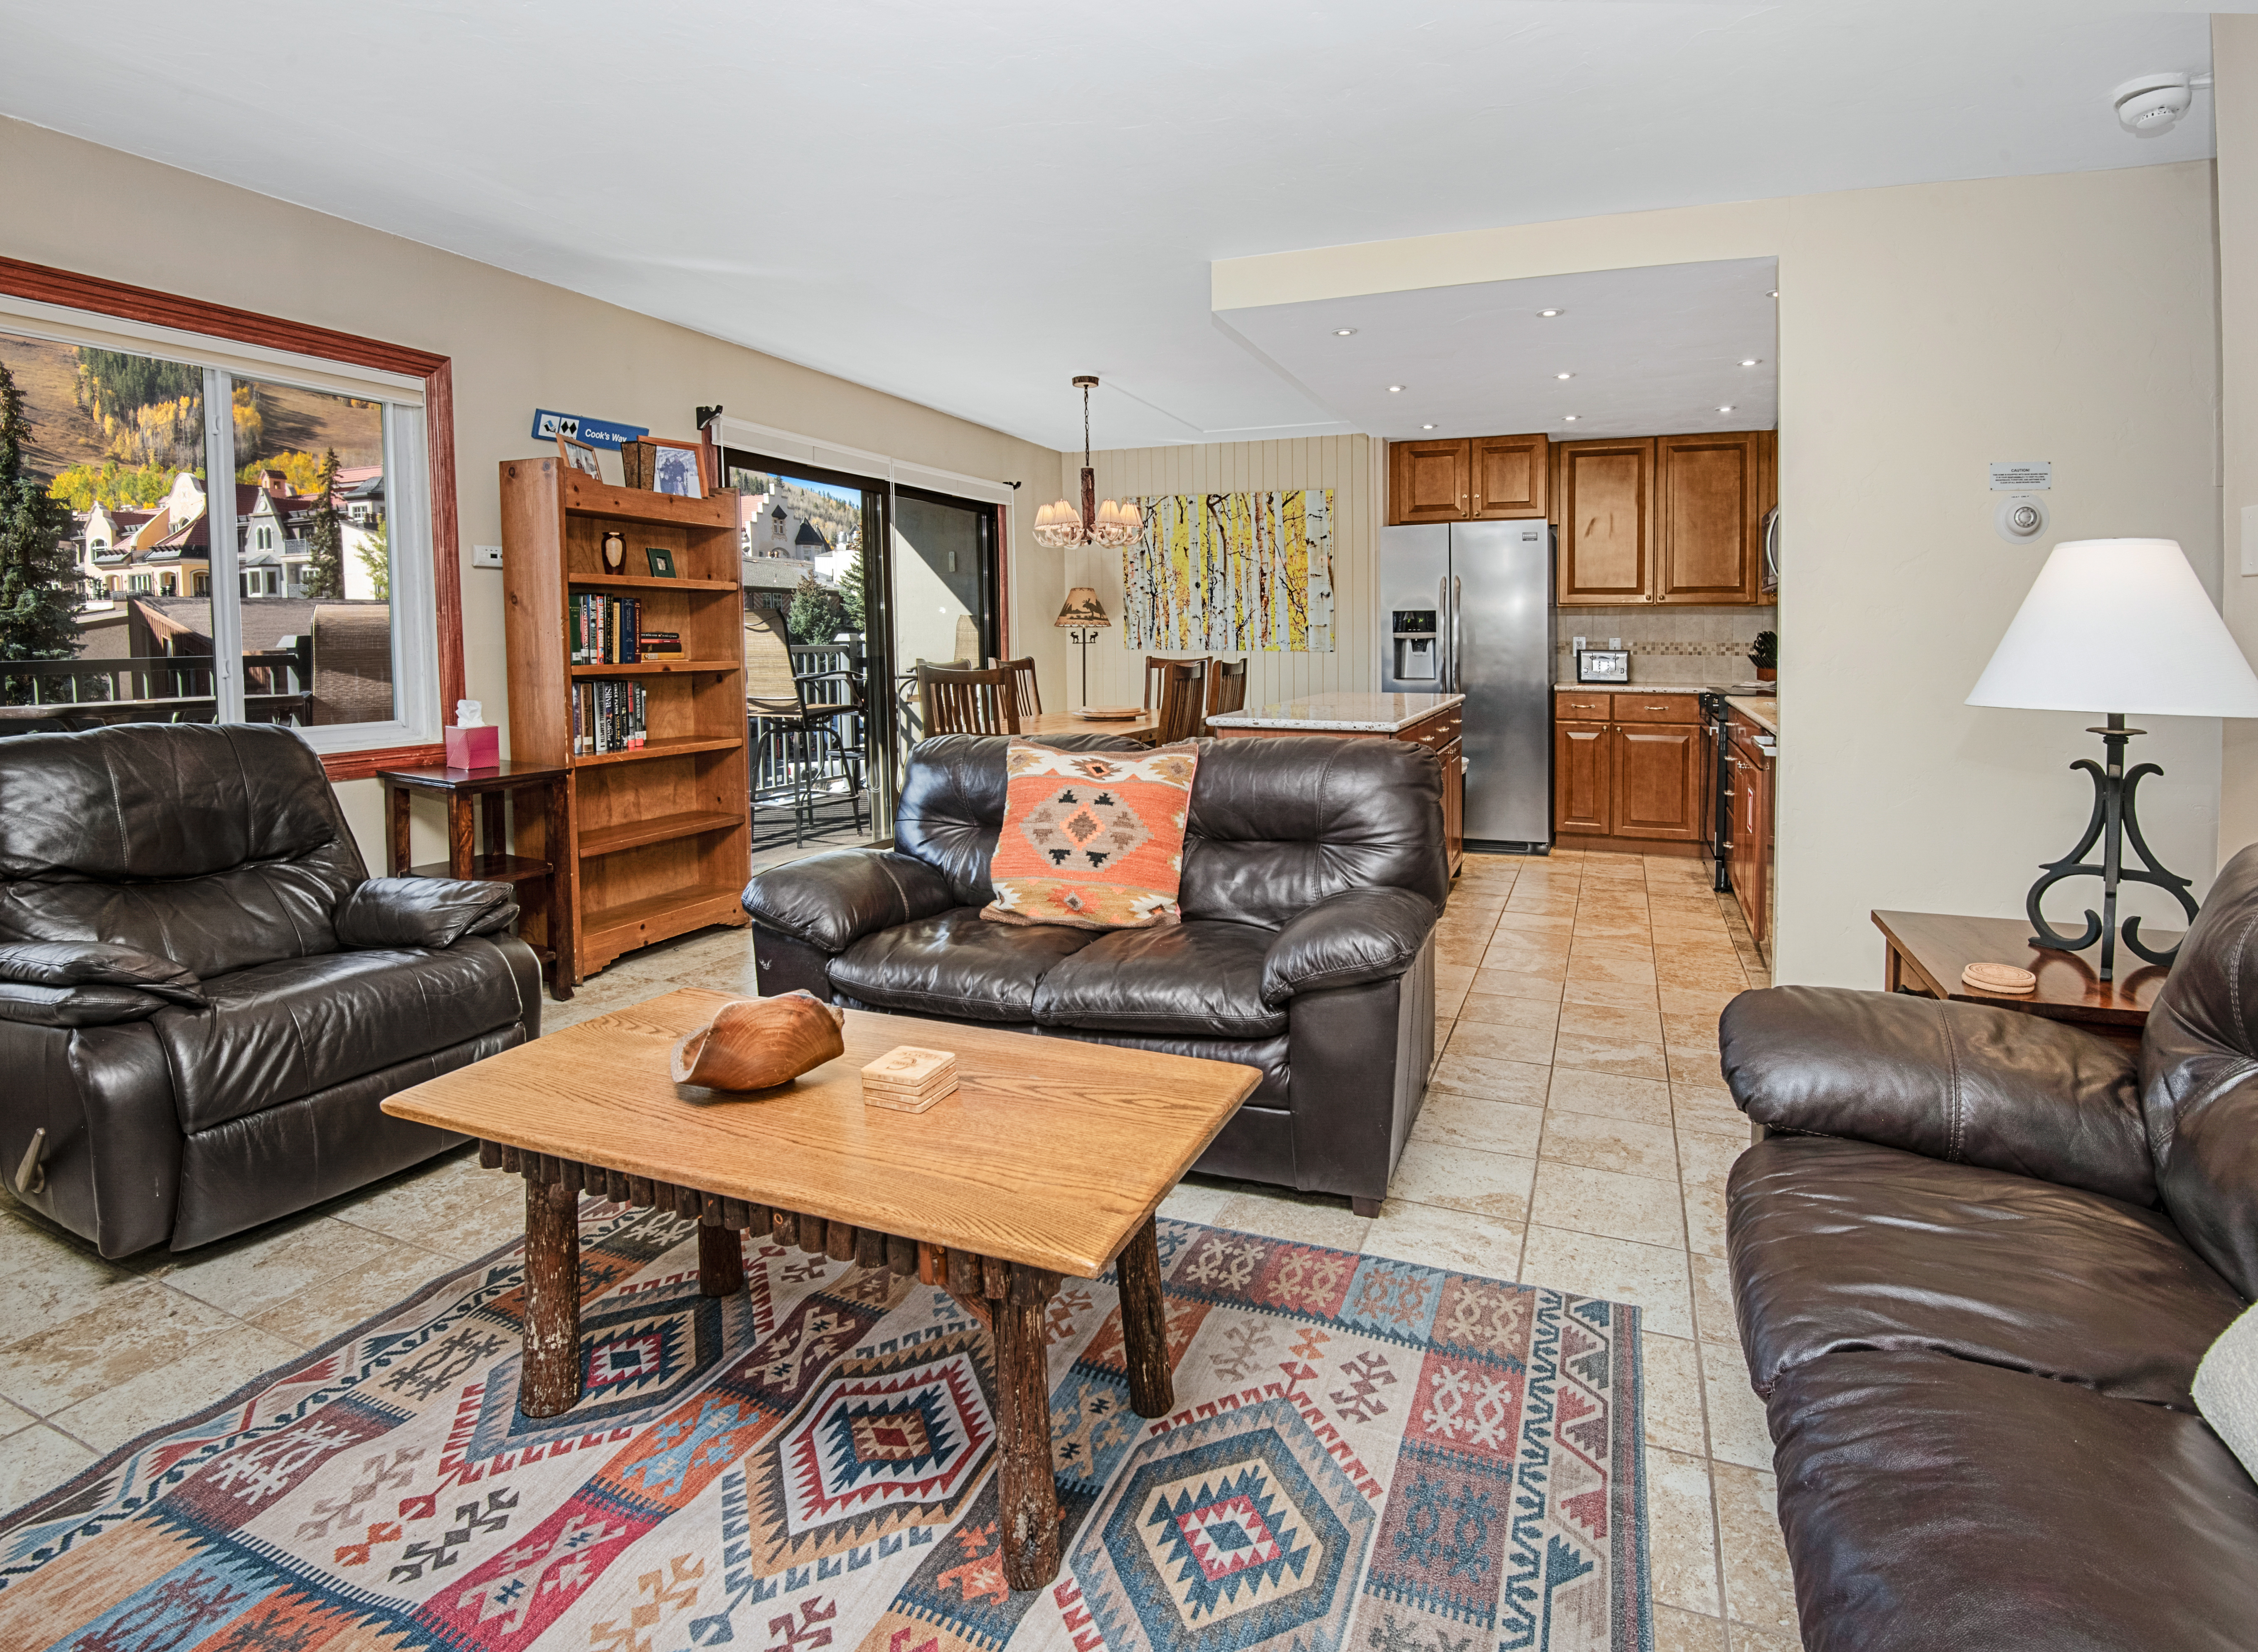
[472,544,503,570]
[2242,506,2258,577]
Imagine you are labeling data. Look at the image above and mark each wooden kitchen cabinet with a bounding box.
[1554,720,1612,834]
[1439,737,1465,868]
[1387,434,1549,524]
[1612,721,1704,841]
[1555,430,1774,606]
[1556,438,1654,603]
[1389,438,1470,524]
[1471,434,1548,519]
[1656,431,1766,603]
[1726,719,1773,949]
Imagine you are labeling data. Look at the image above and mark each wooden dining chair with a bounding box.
[917,662,1022,737]
[1154,660,1208,744]
[1144,654,1211,710]
[1207,658,1248,718]
[987,655,1042,720]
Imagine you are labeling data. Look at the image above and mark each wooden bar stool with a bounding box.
[378,762,575,1000]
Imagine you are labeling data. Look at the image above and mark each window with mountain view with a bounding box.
[0,324,412,737]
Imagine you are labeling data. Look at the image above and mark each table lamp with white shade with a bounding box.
[1967,537,2258,980]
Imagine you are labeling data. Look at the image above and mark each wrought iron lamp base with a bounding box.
[2025,713,2198,981]
[1066,627,1101,708]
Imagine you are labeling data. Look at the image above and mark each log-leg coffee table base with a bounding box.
[488,1142,1176,1588]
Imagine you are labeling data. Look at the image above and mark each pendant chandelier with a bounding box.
[1033,375,1142,550]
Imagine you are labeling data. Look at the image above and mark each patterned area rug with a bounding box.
[0,1207,1650,1651]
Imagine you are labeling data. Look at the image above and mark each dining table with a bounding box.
[1017,708,1160,743]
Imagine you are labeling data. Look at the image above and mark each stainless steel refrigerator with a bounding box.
[1379,520,1554,850]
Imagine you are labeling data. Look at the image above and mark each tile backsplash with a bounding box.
[1556,605,1778,686]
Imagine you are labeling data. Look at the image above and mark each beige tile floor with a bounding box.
[0,851,1796,1648]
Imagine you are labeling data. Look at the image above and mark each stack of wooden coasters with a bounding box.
[860,1045,958,1112]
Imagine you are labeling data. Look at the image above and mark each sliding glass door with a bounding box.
[721,449,998,856]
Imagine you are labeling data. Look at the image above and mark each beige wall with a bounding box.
[1217,161,2224,988]
[2218,15,2258,862]
[0,116,1066,865]
[1053,436,1382,709]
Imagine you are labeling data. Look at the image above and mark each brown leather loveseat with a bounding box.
[741,732,1448,1213]
[1715,847,2258,1650]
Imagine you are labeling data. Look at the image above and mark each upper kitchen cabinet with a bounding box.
[1389,438,1470,524]
[1555,438,1653,603]
[1655,431,1769,604]
[1386,434,1549,525]
[1471,433,1548,519]
[1556,429,1774,606]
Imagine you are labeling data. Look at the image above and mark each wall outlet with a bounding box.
[473,544,503,570]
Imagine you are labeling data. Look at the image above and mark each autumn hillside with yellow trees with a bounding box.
[0,329,382,511]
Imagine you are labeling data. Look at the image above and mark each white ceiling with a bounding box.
[0,2,2226,452]
[1219,258,1781,441]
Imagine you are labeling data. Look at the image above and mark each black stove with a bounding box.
[1698,690,1735,892]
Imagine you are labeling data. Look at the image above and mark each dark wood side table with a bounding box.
[1871,910,2177,1045]
[379,762,574,1000]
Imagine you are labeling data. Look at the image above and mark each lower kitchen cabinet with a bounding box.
[1726,719,1773,949]
[1555,721,1612,834]
[1613,721,1704,840]
[1439,737,1465,868]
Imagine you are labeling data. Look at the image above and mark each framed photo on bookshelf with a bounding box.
[645,546,678,578]
[556,431,603,481]
[622,436,709,498]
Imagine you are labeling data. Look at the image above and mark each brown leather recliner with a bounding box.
[741,733,1448,1213]
[1717,848,2258,1650]
[0,723,542,1256]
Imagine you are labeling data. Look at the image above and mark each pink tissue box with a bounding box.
[445,724,500,770]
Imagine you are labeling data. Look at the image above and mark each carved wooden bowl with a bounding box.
[670,991,846,1091]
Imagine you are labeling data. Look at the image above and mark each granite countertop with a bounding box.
[1554,683,1701,694]
[1209,691,1464,734]
[1726,695,1779,741]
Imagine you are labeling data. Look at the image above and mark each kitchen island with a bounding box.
[1208,692,1466,873]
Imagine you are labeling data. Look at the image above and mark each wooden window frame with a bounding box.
[0,254,464,781]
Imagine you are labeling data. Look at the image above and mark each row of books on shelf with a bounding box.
[572,679,649,755]
[570,594,685,664]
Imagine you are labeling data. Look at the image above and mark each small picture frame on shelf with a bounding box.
[621,436,709,498]
[644,546,677,579]
[556,431,603,482]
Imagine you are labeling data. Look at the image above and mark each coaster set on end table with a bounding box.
[1962,961,2038,995]
[860,1045,959,1112]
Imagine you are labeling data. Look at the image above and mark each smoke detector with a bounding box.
[2113,72,2207,136]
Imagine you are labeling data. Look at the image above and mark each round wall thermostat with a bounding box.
[1995,494,2048,544]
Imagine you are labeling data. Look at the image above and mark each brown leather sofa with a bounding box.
[1717,848,2258,1650]
[741,733,1448,1212]
[0,724,541,1257]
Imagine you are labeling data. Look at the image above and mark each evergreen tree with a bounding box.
[786,571,844,644]
[841,544,867,633]
[0,359,83,703]
[303,447,343,600]
[356,516,389,602]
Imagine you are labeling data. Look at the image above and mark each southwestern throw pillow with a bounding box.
[983,740,1200,929]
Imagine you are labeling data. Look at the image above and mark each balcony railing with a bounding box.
[0,651,313,727]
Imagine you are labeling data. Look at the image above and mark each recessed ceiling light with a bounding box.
[1388,385,1405,393]
[1767,290,1779,298]
[1538,308,1563,317]
[1718,404,1735,413]
[1563,414,1579,422]
[1332,327,1357,336]
[1422,423,1436,430]
[1556,372,1574,380]
[1740,359,1760,367]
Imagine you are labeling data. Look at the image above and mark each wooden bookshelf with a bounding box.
[500,458,751,980]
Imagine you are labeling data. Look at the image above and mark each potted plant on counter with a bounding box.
[1748,630,1777,683]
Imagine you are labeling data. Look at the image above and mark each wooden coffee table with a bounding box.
[381,989,1258,1588]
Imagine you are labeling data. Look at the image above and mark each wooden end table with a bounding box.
[381,989,1258,1589]
[379,762,574,1000]
[1871,909,2177,1042]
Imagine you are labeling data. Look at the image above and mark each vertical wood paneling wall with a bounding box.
[1051,435,1384,713]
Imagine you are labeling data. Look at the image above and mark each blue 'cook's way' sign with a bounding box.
[532,410,649,451]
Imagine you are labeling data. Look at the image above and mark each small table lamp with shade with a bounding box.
[1055,586,1110,709]
[1967,537,2258,981]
